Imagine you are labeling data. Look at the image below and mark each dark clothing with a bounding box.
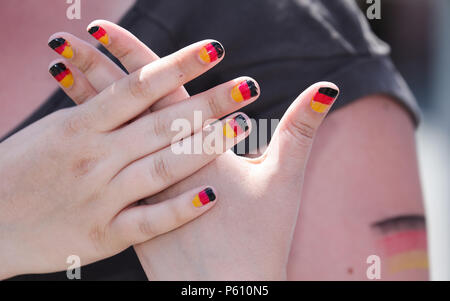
[6,0,419,280]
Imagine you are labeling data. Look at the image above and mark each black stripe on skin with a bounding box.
[234,114,249,132]
[48,38,66,49]
[88,26,100,35]
[318,87,338,98]
[211,42,224,59]
[372,215,426,234]
[204,188,216,202]
[49,63,68,77]
[246,80,259,97]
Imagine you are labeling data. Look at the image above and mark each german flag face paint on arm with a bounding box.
[231,80,258,102]
[311,87,338,113]
[49,63,74,88]
[198,42,224,63]
[48,38,73,59]
[192,188,216,208]
[88,26,109,45]
[223,114,249,138]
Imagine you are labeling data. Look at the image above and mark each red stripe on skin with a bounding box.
[54,69,70,81]
[198,190,210,205]
[313,92,334,105]
[238,82,251,100]
[54,42,68,55]
[91,27,107,40]
[205,43,218,61]
[377,230,427,257]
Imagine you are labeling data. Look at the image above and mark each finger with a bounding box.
[86,20,190,110]
[263,82,339,176]
[108,113,251,206]
[48,61,97,104]
[111,77,259,162]
[48,33,124,97]
[84,39,225,132]
[110,186,217,245]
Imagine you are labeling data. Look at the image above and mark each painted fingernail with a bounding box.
[231,80,258,102]
[192,187,216,208]
[198,41,224,63]
[49,63,73,88]
[88,26,109,45]
[223,114,249,138]
[48,38,73,59]
[311,87,339,113]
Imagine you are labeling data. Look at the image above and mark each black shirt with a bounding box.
[6,0,419,280]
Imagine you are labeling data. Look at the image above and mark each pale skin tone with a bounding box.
[0,1,427,280]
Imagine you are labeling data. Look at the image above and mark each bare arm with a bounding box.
[288,94,427,280]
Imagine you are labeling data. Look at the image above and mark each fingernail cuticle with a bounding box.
[199,42,224,63]
[192,187,216,207]
[88,26,109,45]
[49,63,73,88]
[223,114,249,138]
[310,87,338,113]
[231,80,258,102]
[48,38,73,59]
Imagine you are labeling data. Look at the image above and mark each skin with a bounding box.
[0,1,427,280]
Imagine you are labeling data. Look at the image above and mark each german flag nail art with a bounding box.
[49,63,73,88]
[311,87,338,113]
[192,187,216,208]
[198,42,224,63]
[231,80,258,102]
[48,38,73,59]
[88,26,109,45]
[223,114,249,138]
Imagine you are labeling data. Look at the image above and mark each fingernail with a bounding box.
[48,38,73,59]
[223,114,249,138]
[311,87,338,113]
[198,41,224,63]
[192,187,216,207]
[231,79,258,102]
[49,63,73,88]
[88,26,109,45]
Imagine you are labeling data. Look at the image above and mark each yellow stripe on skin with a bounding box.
[231,85,244,102]
[223,122,236,138]
[311,100,329,113]
[388,250,429,274]
[192,195,203,207]
[61,46,73,59]
[59,73,74,88]
[98,34,109,45]
[199,47,210,63]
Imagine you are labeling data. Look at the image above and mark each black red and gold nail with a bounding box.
[88,26,109,45]
[199,42,224,63]
[192,187,216,208]
[49,63,73,88]
[310,87,338,113]
[231,80,258,102]
[48,38,73,59]
[223,114,249,138]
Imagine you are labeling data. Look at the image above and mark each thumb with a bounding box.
[264,82,339,176]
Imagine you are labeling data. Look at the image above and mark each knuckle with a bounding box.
[171,55,188,82]
[88,223,109,251]
[72,157,98,178]
[285,119,316,146]
[77,52,98,75]
[112,46,134,63]
[128,72,154,100]
[138,218,158,239]
[61,112,91,137]
[149,155,173,183]
[167,202,185,228]
[151,114,172,138]
[206,93,222,118]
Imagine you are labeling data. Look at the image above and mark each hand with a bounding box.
[0,34,258,278]
[53,21,339,280]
